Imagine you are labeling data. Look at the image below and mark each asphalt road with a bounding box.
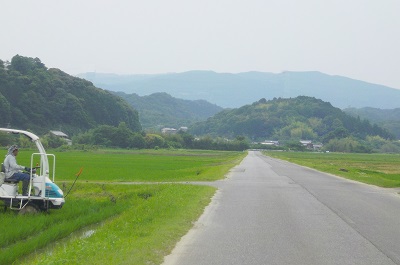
[162,151,400,265]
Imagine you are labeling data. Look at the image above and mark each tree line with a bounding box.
[0,123,249,152]
[71,123,249,151]
[3,120,400,153]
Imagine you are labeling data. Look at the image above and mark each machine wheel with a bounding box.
[19,203,39,215]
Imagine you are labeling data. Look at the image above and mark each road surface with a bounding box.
[162,151,400,265]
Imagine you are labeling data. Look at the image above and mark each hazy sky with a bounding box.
[1,0,399,89]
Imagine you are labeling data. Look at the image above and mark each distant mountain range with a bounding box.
[78,71,400,109]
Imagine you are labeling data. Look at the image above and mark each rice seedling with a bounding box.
[0,149,244,264]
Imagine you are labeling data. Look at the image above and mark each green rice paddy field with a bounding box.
[0,149,246,265]
[264,151,400,188]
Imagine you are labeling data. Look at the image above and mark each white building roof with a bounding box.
[50,130,69,138]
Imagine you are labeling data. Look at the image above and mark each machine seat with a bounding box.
[1,164,19,184]
[0,172,18,185]
[4,179,19,184]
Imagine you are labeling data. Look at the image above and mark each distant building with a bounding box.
[261,140,280,146]
[300,140,313,149]
[161,128,177,134]
[50,130,72,145]
[312,144,323,151]
[161,127,188,134]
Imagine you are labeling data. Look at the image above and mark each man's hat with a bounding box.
[7,145,19,155]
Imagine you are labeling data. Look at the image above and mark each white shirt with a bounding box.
[3,154,25,178]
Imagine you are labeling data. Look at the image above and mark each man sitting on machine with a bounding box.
[3,145,32,196]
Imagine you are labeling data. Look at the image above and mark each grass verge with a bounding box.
[263,151,400,188]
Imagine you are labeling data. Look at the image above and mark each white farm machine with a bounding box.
[0,128,65,214]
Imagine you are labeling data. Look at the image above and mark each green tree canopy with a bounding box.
[0,55,141,135]
[190,96,394,143]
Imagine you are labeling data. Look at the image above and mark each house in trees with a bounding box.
[161,127,188,134]
[161,128,177,134]
[50,130,72,145]
[261,140,280,146]
[300,140,313,149]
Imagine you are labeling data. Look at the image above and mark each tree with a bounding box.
[193,136,213,150]
[324,137,372,153]
[92,125,116,146]
[145,134,165,149]
[285,141,305,151]
[114,122,134,148]
[180,131,194,148]
[42,134,66,148]
[131,133,146,149]
[322,127,349,143]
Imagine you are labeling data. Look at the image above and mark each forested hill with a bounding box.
[113,92,223,130]
[190,96,394,142]
[0,55,141,135]
[344,107,400,139]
